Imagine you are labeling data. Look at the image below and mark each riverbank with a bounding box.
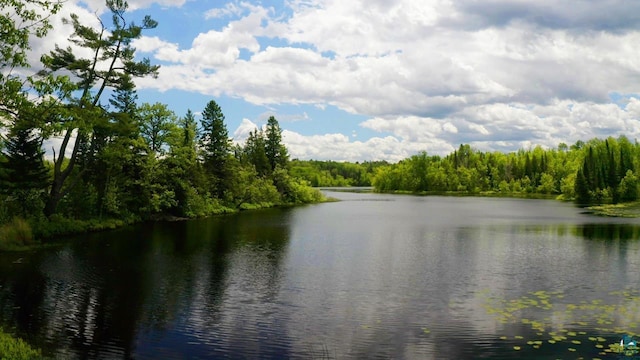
[587,201,640,217]
[374,188,640,218]
[0,194,331,252]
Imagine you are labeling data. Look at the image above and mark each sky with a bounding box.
[27,0,640,162]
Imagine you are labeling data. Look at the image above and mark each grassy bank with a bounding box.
[587,201,640,217]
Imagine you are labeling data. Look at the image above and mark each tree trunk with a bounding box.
[43,176,64,217]
[43,127,84,217]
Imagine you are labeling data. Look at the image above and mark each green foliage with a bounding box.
[200,100,229,165]
[139,102,177,155]
[29,214,134,240]
[38,0,159,217]
[0,217,35,251]
[271,167,323,204]
[199,100,231,197]
[372,136,640,205]
[619,170,639,202]
[0,0,63,125]
[0,125,49,191]
[0,0,326,241]
[265,116,288,172]
[289,160,386,187]
[242,129,271,176]
[0,328,43,360]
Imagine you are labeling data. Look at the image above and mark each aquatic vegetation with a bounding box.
[482,289,640,356]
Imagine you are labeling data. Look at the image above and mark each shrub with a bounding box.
[0,328,43,360]
[0,218,35,250]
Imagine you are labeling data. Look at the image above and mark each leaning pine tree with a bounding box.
[38,0,160,217]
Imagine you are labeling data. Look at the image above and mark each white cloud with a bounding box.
[204,2,245,19]
[133,6,265,69]
[26,0,640,161]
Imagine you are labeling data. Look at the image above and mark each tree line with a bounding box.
[0,0,322,241]
[371,137,640,204]
[288,159,388,187]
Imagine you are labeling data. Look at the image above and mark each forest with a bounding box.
[0,0,323,249]
[289,159,388,187]
[371,137,639,205]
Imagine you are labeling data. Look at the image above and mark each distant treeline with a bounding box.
[289,160,389,187]
[371,136,639,204]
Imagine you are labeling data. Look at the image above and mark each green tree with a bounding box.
[163,109,207,216]
[0,0,63,124]
[265,116,288,172]
[139,102,176,155]
[1,126,49,190]
[243,129,270,177]
[619,170,639,202]
[199,100,230,197]
[179,109,198,154]
[39,0,159,217]
[0,123,50,216]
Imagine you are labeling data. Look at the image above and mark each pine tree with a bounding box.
[574,168,591,204]
[264,115,288,172]
[199,100,230,197]
[1,126,49,191]
[0,125,50,216]
[200,100,230,167]
[244,129,270,177]
[180,110,198,151]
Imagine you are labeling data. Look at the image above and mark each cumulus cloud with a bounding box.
[28,0,640,161]
[445,0,640,31]
[283,130,415,162]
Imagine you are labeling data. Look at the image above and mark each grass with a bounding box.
[0,218,36,251]
[587,201,640,217]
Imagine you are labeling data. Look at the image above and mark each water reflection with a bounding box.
[0,195,640,358]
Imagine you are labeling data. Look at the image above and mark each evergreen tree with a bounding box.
[264,115,288,172]
[574,168,591,204]
[244,129,270,177]
[199,100,230,197]
[95,76,146,217]
[180,109,198,152]
[199,100,230,167]
[1,126,49,192]
[0,124,50,216]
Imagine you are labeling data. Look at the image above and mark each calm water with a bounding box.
[3,191,640,359]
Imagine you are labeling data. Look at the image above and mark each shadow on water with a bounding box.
[0,208,293,359]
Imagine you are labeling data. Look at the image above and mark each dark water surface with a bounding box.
[3,192,640,359]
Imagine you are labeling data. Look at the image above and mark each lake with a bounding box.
[2,191,640,359]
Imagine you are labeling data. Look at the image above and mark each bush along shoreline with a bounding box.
[0,185,326,252]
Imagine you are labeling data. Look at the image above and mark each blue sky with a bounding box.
[35,0,640,161]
